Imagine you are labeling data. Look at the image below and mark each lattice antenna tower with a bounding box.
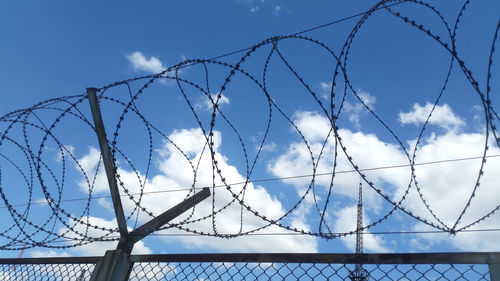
[356,182,364,255]
[350,181,369,281]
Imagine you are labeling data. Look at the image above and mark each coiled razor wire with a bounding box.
[0,0,498,250]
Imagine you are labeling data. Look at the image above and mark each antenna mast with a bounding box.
[355,182,363,255]
[350,182,369,281]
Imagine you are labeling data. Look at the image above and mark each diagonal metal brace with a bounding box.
[87,88,129,238]
[117,187,210,253]
[90,188,210,281]
[129,187,210,243]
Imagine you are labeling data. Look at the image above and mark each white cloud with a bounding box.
[399,102,465,130]
[470,105,484,129]
[77,146,108,194]
[30,250,69,258]
[409,210,500,252]
[292,111,332,143]
[55,144,75,163]
[268,108,500,252]
[127,51,166,74]
[74,128,317,253]
[198,93,230,110]
[259,142,277,152]
[97,198,113,211]
[398,131,500,226]
[250,6,260,12]
[272,6,282,15]
[60,216,152,256]
[320,82,332,100]
[34,198,49,205]
[397,129,500,251]
[357,91,376,109]
[151,128,317,252]
[269,111,406,208]
[158,225,316,253]
[448,226,500,251]
[71,103,499,253]
[343,91,376,130]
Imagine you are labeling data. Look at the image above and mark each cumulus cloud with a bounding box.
[71,102,499,253]
[410,217,500,252]
[60,216,152,256]
[399,102,465,130]
[152,128,316,252]
[75,128,317,253]
[292,111,332,143]
[268,108,500,252]
[398,129,500,250]
[77,146,108,194]
[127,51,166,74]
[268,110,406,251]
[270,111,406,206]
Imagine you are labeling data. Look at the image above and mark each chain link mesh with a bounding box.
[129,262,490,281]
[0,256,493,280]
[0,263,95,281]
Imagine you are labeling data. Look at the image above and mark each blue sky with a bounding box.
[0,1,499,258]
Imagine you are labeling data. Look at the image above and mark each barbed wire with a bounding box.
[6,227,500,249]
[1,154,498,210]
[0,0,498,250]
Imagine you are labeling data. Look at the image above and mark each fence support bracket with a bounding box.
[89,188,210,281]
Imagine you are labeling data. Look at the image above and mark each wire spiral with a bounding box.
[0,0,498,250]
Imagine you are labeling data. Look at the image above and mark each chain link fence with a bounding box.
[0,257,97,281]
[0,253,497,280]
[129,262,490,281]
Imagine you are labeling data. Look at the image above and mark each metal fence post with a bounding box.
[490,262,500,281]
[87,87,133,281]
[86,87,211,281]
[89,249,132,281]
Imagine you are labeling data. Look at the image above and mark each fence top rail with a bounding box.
[0,256,100,264]
[130,252,500,265]
[0,252,498,265]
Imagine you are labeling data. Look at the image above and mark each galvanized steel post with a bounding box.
[86,87,211,281]
[489,252,500,281]
[87,88,129,239]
